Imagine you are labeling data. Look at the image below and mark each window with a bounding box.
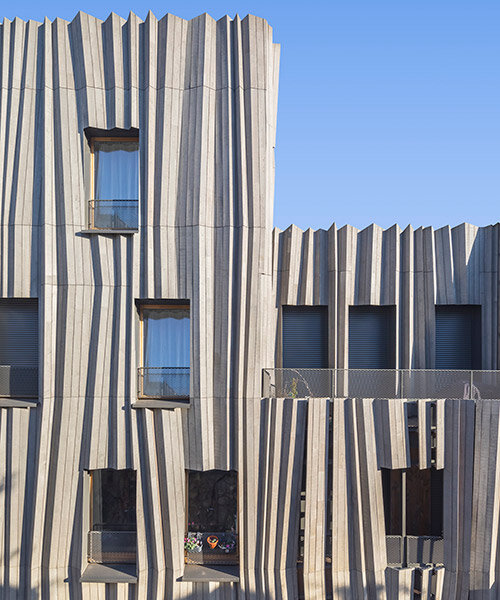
[382,420,444,567]
[138,303,190,400]
[185,470,238,565]
[382,466,443,538]
[89,137,139,230]
[348,305,396,369]
[0,299,38,398]
[435,305,481,369]
[88,469,136,564]
[347,305,396,397]
[281,306,329,397]
[282,306,328,368]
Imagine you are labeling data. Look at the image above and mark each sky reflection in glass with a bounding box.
[94,141,139,200]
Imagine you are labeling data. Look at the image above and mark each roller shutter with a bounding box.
[0,300,38,366]
[349,305,396,369]
[282,306,328,368]
[435,305,481,369]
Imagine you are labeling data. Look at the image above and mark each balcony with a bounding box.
[262,368,500,399]
[0,365,38,398]
[89,199,138,230]
[137,367,190,401]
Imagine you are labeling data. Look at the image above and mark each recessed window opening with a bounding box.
[88,469,136,564]
[90,137,139,230]
[435,305,481,369]
[348,305,396,369]
[138,303,190,400]
[185,470,238,565]
[281,306,329,397]
[0,299,38,398]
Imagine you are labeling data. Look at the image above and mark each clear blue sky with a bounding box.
[5,1,500,231]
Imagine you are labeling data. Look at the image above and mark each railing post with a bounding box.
[470,370,474,400]
[399,369,404,399]
[331,369,335,399]
[262,369,266,398]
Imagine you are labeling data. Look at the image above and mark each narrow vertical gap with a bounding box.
[296,406,308,599]
[326,400,333,600]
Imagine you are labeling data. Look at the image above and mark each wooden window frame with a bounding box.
[137,303,190,401]
[89,136,139,229]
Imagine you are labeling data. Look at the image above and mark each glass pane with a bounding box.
[143,308,190,367]
[92,470,136,531]
[94,141,139,200]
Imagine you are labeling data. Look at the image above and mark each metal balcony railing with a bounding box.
[137,367,190,400]
[89,199,138,229]
[0,365,38,398]
[262,368,500,400]
[87,530,136,564]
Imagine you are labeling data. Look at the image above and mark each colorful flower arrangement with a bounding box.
[184,532,202,553]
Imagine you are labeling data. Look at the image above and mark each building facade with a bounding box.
[0,8,499,600]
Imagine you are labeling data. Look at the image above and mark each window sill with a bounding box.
[80,229,138,235]
[132,399,190,410]
[0,398,38,408]
[179,564,239,583]
[80,563,137,583]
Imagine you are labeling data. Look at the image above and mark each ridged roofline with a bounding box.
[274,222,498,235]
[1,10,273,29]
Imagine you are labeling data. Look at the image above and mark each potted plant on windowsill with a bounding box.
[184,532,202,553]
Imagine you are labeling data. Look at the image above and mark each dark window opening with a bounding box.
[282,306,328,368]
[281,306,329,397]
[88,469,136,564]
[186,470,238,565]
[349,305,396,369]
[382,466,443,538]
[435,305,481,369]
[0,299,38,398]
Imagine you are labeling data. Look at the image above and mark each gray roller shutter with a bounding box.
[0,300,38,366]
[0,300,38,397]
[349,305,396,369]
[282,306,328,368]
[435,305,481,369]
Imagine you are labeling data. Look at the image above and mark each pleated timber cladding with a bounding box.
[0,10,279,599]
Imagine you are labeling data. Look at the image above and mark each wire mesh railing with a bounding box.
[262,368,500,400]
[137,367,190,400]
[0,365,38,398]
[87,530,136,564]
[89,199,138,229]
